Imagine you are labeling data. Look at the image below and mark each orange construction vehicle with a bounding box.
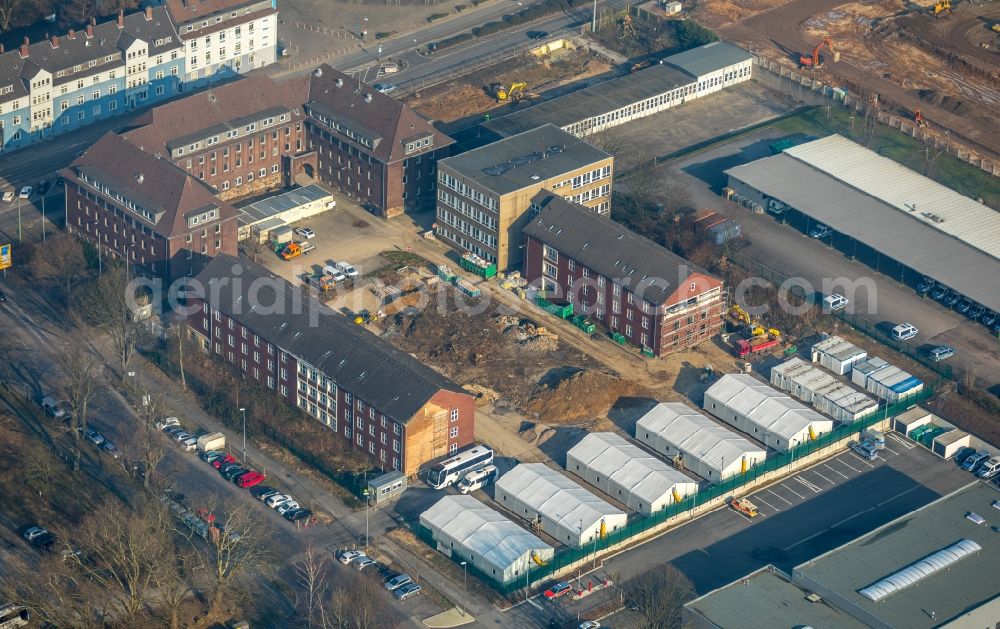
[914,109,928,127]
[800,36,840,68]
[730,497,759,518]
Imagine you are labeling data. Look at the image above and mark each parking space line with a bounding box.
[881,445,900,456]
[810,469,836,485]
[779,483,804,499]
[526,597,544,610]
[834,457,860,473]
[888,433,916,449]
[754,495,779,512]
[793,476,822,493]
[764,488,792,505]
[852,453,877,468]
[823,463,849,479]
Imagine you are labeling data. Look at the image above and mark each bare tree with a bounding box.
[31,233,88,303]
[4,554,108,628]
[621,148,658,213]
[295,543,332,627]
[205,502,272,616]
[0,0,26,32]
[125,379,168,490]
[152,544,202,629]
[24,438,58,497]
[62,339,104,472]
[625,564,694,629]
[326,570,380,629]
[238,237,269,264]
[74,264,146,378]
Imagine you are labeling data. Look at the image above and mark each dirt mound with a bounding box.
[525,370,640,424]
[917,89,974,115]
[405,83,497,122]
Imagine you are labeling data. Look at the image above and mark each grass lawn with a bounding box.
[770,107,1000,208]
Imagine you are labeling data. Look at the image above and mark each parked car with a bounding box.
[284,508,312,522]
[221,466,248,481]
[100,440,122,458]
[18,186,32,199]
[294,227,315,239]
[930,285,949,301]
[943,292,961,307]
[23,526,55,550]
[335,261,359,277]
[544,581,573,600]
[156,417,180,431]
[173,430,193,443]
[180,436,198,452]
[953,446,977,466]
[322,265,347,283]
[809,224,832,238]
[250,486,279,501]
[928,345,956,362]
[265,493,293,508]
[0,291,5,302]
[578,622,601,629]
[372,83,396,94]
[354,557,376,570]
[337,549,365,564]
[393,583,422,600]
[200,450,225,464]
[276,500,300,515]
[955,298,972,314]
[961,450,990,472]
[84,429,105,446]
[40,396,71,421]
[527,30,549,39]
[981,311,999,327]
[212,454,237,470]
[849,440,877,461]
[384,573,413,591]
[974,456,1000,479]
[235,471,265,488]
[916,277,935,295]
[891,323,918,341]
[822,294,849,312]
[967,304,985,320]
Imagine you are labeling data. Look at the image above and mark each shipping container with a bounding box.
[770,358,877,422]
[810,335,867,375]
[851,357,889,389]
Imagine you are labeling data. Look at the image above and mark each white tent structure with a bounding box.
[704,374,834,451]
[771,358,879,423]
[565,432,698,515]
[635,402,766,481]
[420,495,554,584]
[495,463,627,548]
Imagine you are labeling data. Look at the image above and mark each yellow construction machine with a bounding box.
[932,0,951,15]
[490,81,528,103]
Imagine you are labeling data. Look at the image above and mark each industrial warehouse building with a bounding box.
[704,374,834,451]
[725,134,1000,315]
[851,357,924,402]
[771,358,879,423]
[685,483,1000,629]
[566,432,698,515]
[634,402,765,481]
[810,335,867,376]
[420,495,554,584]
[495,463,627,547]
[482,42,753,139]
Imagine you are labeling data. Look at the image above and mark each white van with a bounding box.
[823,294,849,312]
[891,323,918,341]
[456,464,497,494]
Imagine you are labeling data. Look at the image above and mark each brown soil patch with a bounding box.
[525,370,641,424]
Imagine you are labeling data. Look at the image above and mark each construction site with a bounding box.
[696,0,1000,157]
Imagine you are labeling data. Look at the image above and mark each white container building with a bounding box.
[495,463,627,548]
[851,357,889,388]
[852,357,924,402]
[771,358,878,423]
[634,402,765,481]
[420,495,554,584]
[704,374,834,451]
[810,335,867,375]
[566,432,698,515]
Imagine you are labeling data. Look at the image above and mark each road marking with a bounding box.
[850,453,876,468]
[526,597,544,610]
[781,483,805,499]
[880,445,899,456]
[888,433,916,449]
[834,457,860,473]
[793,476,822,493]
[810,469,835,485]
[823,463,849,479]
[753,495,779,512]
[764,488,792,505]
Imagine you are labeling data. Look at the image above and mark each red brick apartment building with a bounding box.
[522,193,725,356]
[188,254,475,475]
[303,65,455,218]
[123,74,313,201]
[62,132,238,280]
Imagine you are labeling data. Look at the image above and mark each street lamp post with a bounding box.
[363,470,369,548]
[459,561,468,616]
[239,407,247,462]
[16,197,22,243]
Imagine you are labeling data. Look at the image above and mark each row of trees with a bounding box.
[0,0,139,33]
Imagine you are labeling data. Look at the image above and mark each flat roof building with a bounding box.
[634,402,765,481]
[565,432,698,515]
[436,124,613,268]
[810,335,867,375]
[725,134,1000,312]
[704,374,834,451]
[237,184,335,242]
[420,495,554,584]
[494,463,626,548]
[851,357,924,403]
[771,358,878,423]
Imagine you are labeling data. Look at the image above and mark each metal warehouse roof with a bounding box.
[481,64,695,137]
[238,184,331,227]
[495,463,624,532]
[567,432,696,504]
[725,153,1000,311]
[793,482,1000,628]
[636,403,763,471]
[784,135,1000,259]
[420,495,551,570]
[706,374,832,440]
[662,41,753,79]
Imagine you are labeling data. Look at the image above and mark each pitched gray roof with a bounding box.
[662,41,752,79]
[194,254,467,422]
[523,192,719,306]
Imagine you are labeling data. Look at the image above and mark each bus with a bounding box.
[426,445,494,489]
[457,464,498,494]
[0,604,29,629]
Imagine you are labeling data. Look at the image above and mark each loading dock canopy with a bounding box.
[725,148,1000,312]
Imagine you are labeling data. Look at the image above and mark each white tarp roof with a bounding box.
[706,374,832,439]
[636,403,763,471]
[495,463,623,532]
[784,135,1000,259]
[567,432,695,503]
[812,335,866,363]
[420,495,552,569]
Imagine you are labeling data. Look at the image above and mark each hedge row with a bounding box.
[467,0,582,39]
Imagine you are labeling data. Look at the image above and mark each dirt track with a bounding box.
[715,0,1000,157]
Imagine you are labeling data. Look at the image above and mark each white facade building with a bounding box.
[635,402,766,481]
[811,335,867,376]
[662,41,754,98]
[420,495,554,584]
[851,357,924,402]
[495,463,626,548]
[704,374,834,451]
[566,432,698,515]
[771,358,879,423]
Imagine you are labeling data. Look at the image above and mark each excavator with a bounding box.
[931,0,951,15]
[490,81,528,103]
[914,109,928,128]
[799,36,840,69]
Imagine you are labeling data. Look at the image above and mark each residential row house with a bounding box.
[522,192,725,356]
[435,124,613,269]
[0,0,278,154]
[61,132,239,280]
[189,254,476,475]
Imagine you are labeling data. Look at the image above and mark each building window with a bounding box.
[449,427,458,438]
[543,244,558,262]
[450,409,459,422]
